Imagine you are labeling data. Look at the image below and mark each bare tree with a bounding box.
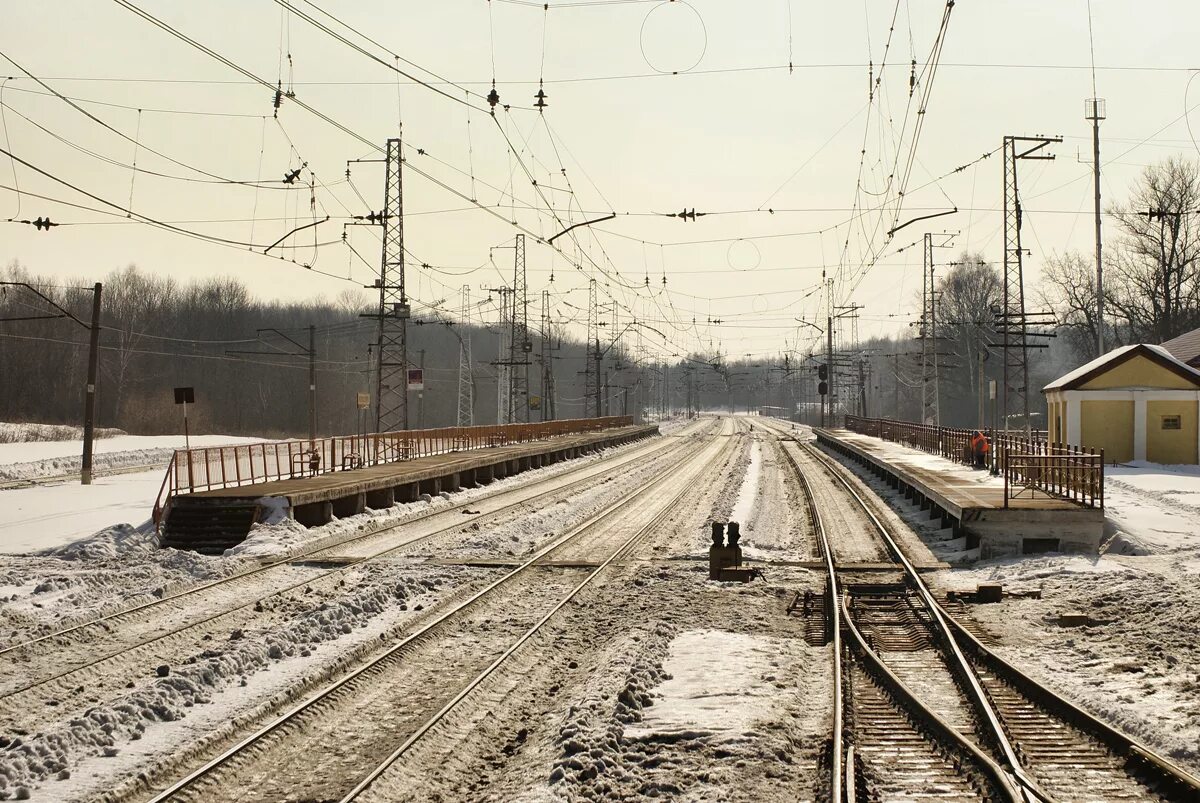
[936,252,1002,426]
[1038,250,1116,361]
[1107,156,1200,343]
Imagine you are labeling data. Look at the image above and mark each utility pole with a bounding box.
[81,282,102,485]
[999,135,1061,434]
[0,280,103,484]
[893,352,901,419]
[539,288,556,421]
[308,324,317,442]
[416,348,426,429]
[920,233,940,426]
[977,349,987,429]
[602,369,610,417]
[456,284,474,427]
[1085,98,1106,355]
[686,367,694,418]
[857,357,868,418]
[822,274,833,427]
[375,137,409,433]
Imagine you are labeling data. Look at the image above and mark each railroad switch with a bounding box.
[709,521,761,582]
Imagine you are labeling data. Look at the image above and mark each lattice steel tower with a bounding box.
[495,287,512,424]
[509,234,531,423]
[456,284,474,427]
[375,137,409,433]
[540,288,556,421]
[1000,135,1060,433]
[584,279,600,418]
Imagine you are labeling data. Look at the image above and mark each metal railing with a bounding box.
[842,415,1103,510]
[153,416,634,526]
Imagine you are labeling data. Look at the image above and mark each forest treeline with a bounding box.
[0,264,637,437]
[3,156,1198,435]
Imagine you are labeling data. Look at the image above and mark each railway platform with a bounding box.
[159,420,657,553]
[815,426,1105,558]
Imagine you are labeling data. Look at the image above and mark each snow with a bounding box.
[728,437,761,527]
[0,422,125,443]
[1103,462,1200,554]
[624,629,790,743]
[0,433,265,483]
[0,469,166,554]
[0,427,273,552]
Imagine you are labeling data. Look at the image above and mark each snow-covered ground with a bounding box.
[0,429,268,554]
[1105,462,1200,554]
[0,432,264,483]
[0,471,165,554]
[3,417,1197,798]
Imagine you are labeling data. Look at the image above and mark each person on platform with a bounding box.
[970,430,990,469]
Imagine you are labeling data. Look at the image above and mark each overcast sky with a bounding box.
[3,0,1198,362]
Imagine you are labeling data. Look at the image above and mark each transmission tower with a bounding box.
[584,279,600,418]
[456,284,474,427]
[510,234,531,423]
[375,137,409,433]
[999,135,1061,434]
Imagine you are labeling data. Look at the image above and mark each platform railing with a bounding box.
[152,416,634,526]
[842,415,1103,510]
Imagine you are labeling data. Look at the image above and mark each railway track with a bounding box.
[757,419,1200,802]
[137,418,739,802]
[0,420,713,731]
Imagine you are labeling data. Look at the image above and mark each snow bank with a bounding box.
[0,422,125,444]
[1104,463,1200,554]
[0,470,168,555]
[546,620,825,801]
[0,566,464,798]
[624,629,790,743]
[0,434,265,483]
[728,438,761,528]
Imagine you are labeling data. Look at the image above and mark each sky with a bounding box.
[2,0,1199,365]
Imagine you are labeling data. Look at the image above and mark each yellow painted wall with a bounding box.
[1080,399,1133,463]
[1081,355,1200,390]
[1146,400,1199,464]
[1048,398,1064,444]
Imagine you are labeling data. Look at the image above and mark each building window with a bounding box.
[1162,415,1182,430]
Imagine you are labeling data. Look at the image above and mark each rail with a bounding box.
[145,427,729,802]
[843,415,1103,509]
[152,416,634,526]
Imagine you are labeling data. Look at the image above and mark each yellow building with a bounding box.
[1044,344,1200,465]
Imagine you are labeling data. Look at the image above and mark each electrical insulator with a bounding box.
[487,85,500,111]
[534,87,548,110]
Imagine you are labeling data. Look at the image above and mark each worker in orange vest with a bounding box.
[970,430,989,468]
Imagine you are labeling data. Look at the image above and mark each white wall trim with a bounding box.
[1133,392,1148,461]
[1067,396,1081,446]
[1061,389,1200,402]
